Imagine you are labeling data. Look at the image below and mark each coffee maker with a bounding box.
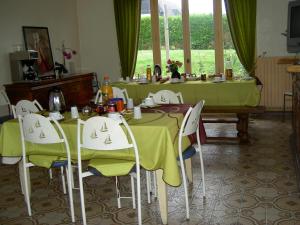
[9,50,39,81]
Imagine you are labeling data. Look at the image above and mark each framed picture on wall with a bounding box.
[22,26,54,76]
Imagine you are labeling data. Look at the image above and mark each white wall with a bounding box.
[257,0,291,57]
[0,0,80,86]
[76,0,121,83]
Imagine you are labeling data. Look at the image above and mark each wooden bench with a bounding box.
[202,106,265,144]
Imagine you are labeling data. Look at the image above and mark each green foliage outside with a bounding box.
[135,49,246,77]
[138,14,234,50]
[136,14,245,76]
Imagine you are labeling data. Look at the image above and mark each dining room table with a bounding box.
[0,107,194,224]
[112,78,260,106]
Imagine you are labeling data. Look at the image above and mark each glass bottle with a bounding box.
[101,75,113,104]
[146,65,151,82]
[225,58,233,80]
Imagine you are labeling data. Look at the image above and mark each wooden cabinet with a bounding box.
[4,73,94,110]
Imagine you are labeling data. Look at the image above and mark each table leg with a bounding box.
[185,158,193,183]
[18,160,31,197]
[236,113,249,144]
[155,169,168,225]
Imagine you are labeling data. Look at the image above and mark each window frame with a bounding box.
[149,0,224,74]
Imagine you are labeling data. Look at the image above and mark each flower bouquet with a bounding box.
[166,59,182,79]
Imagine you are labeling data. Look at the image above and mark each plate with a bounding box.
[170,78,185,84]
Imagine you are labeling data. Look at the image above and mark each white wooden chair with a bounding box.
[0,88,12,116]
[148,90,184,104]
[0,88,19,165]
[77,116,141,225]
[18,113,75,222]
[94,87,129,104]
[3,99,44,165]
[12,99,43,118]
[178,100,206,219]
[94,89,103,104]
[112,87,129,103]
[145,90,184,203]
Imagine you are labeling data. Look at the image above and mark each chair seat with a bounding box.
[177,145,196,161]
[51,160,68,168]
[89,158,135,177]
[29,155,66,168]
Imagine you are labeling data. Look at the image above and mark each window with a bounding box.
[135,0,244,77]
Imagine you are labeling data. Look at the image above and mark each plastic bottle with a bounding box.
[101,75,113,104]
[225,58,233,80]
[146,65,152,82]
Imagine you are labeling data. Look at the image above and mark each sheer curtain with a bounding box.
[224,0,257,76]
[114,0,141,79]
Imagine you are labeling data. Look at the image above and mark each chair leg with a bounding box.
[49,168,53,180]
[283,94,286,121]
[71,164,78,189]
[22,161,32,216]
[180,159,190,220]
[146,171,151,203]
[198,150,206,197]
[136,169,142,225]
[152,172,157,198]
[115,176,121,208]
[130,173,136,209]
[78,172,87,225]
[60,166,66,194]
[65,166,75,222]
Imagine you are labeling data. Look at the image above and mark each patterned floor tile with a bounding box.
[0,113,299,225]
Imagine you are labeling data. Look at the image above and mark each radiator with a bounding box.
[255,57,293,111]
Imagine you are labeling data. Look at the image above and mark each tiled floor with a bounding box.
[0,113,299,225]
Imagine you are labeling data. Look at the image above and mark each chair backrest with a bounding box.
[18,114,71,160]
[0,88,11,106]
[12,99,43,118]
[94,89,103,104]
[180,100,205,137]
[77,116,140,165]
[112,87,129,103]
[148,90,184,104]
[0,88,12,115]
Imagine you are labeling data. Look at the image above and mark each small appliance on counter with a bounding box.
[9,50,39,81]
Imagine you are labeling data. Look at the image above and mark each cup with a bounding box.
[214,76,221,81]
[71,106,79,119]
[133,106,142,119]
[127,98,134,109]
[144,97,154,106]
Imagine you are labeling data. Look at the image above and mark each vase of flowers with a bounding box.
[166,59,182,79]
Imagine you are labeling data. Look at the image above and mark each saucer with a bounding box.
[49,113,64,121]
[138,80,148,84]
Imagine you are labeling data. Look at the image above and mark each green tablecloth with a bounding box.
[0,112,190,186]
[113,79,260,106]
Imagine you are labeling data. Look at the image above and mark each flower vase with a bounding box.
[171,70,181,79]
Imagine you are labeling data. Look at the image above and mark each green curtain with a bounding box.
[224,0,257,76]
[114,0,141,79]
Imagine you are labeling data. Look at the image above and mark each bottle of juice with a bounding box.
[225,58,233,80]
[101,75,113,104]
[146,65,152,82]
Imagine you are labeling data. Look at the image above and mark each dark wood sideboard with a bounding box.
[4,72,94,110]
[287,65,300,188]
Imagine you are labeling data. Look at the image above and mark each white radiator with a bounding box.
[255,57,293,111]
